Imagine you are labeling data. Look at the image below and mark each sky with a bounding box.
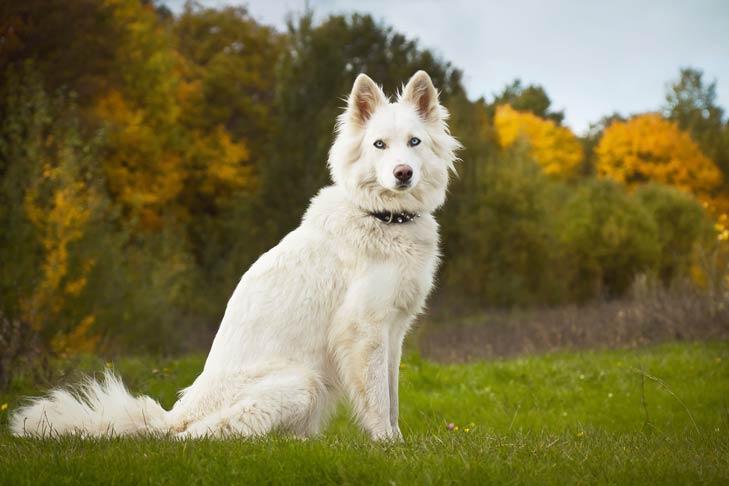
[164,0,729,135]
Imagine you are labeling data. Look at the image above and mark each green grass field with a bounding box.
[1,341,727,485]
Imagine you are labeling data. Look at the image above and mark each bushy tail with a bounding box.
[10,371,170,438]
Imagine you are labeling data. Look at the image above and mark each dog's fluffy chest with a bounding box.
[303,187,440,320]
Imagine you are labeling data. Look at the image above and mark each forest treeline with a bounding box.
[1,0,728,361]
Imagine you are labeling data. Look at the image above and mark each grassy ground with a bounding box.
[0,341,727,485]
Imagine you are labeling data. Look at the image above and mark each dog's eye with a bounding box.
[408,137,421,147]
[373,140,386,149]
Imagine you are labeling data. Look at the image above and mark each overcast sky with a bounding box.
[164,0,729,134]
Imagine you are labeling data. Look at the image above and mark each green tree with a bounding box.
[488,79,565,125]
[663,68,729,182]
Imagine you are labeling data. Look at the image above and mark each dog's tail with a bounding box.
[10,371,171,438]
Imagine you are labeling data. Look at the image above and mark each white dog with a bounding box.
[11,71,460,441]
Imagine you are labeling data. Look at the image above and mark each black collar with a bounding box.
[369,210,419,224]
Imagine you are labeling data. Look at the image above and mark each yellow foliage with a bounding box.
[23,185,91,324]
[595,114,724,211]
[21,157,100,354]
[194,126,253,198]
[95,90,185,228]
[494,104,583,178]
[51,315,100,357]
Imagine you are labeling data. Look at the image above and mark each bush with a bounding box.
[442,147,567,307]
[558,180,660,300]
[634,184,709,284]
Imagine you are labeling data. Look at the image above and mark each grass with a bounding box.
[0,341,727,485]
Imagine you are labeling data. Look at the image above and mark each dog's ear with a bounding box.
[348,74,387,125]
[402,70,440,123]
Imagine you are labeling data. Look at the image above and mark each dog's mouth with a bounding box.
[395,182,413,191]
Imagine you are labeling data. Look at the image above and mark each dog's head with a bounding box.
[328,71,461,214]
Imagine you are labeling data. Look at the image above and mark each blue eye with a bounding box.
[374,140,386,149]
[409,137,421,147]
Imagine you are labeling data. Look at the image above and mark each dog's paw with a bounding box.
[371,426,403,443]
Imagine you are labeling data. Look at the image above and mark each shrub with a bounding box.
[634,184,709,284]
[558,180,660,300]
[443,147,567,307]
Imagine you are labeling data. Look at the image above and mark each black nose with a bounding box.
[393,164,413,183]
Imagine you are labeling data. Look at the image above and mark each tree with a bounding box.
[488,79,564,124]
[494,104,583,179]
[595,114,725,213]
[663,68,729,181]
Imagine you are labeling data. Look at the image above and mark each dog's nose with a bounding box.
[393,164,413,183]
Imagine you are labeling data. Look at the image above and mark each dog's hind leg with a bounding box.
[178,366,327,439]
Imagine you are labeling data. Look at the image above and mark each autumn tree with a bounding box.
[595,113,725,212]
[494,104,583,179]
[0,1,273,354]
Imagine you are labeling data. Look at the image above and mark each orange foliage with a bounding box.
[192,126,253,201]
[494,104,583,178]
[595,114,726,213]
[90,1,256,229]
[95,90,185,225]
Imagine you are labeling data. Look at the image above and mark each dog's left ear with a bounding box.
[402,71,440,123]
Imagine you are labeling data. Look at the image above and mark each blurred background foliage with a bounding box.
[1,0,728,371]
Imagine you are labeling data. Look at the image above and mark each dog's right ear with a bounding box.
[347,74,387,126]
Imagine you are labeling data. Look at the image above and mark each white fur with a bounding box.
[10,71,461,441]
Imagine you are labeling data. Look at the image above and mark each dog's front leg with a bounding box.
[336,322,395,441]
[388,325,406,440]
